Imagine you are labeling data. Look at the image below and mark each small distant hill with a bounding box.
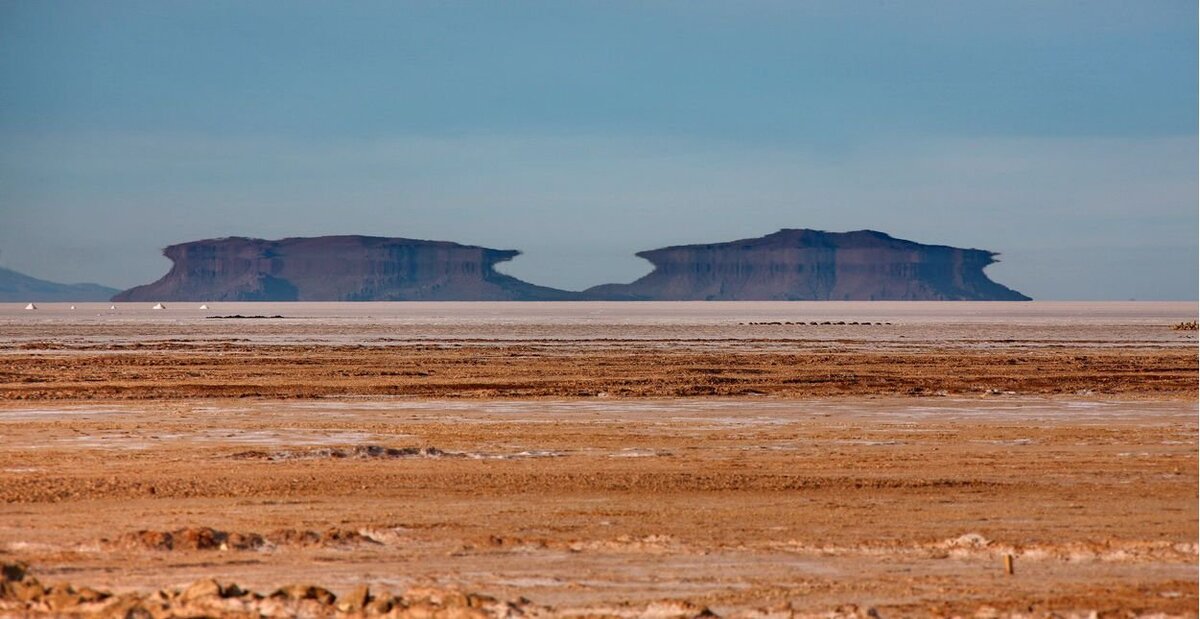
[0,266,119,302]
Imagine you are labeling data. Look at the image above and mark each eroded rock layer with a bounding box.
[112,236,575,302]
[586,229,1030,301]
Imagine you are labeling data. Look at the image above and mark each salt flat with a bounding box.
[0,302,1195,617]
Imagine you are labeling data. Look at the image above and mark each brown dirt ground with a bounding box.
[0,343,1195,400]
[0,335,1196,617]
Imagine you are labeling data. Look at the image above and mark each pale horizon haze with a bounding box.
[1,1,1196,300]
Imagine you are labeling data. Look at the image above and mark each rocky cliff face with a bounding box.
[0,267,118,302]
[585,229,1030,301]
[114,230,1030,302]
[112,236,576,302]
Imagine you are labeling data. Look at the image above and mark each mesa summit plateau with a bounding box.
[110,229,1030,302]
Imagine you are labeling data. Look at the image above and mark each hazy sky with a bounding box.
[1,1,1196,299]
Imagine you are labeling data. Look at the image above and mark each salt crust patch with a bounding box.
[770,533,1198,563]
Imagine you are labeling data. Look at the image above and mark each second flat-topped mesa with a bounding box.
[112,235,577,301]
[585,229,1031,301]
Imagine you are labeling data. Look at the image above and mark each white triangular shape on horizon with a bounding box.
[152,303,166,310]
[24,303,36,310]
[199,304,209,310]
[110,305,117,310]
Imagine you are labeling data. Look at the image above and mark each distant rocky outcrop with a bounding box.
[113,230,1030,302]
[585,229,1030,301]
[0,266,118,302]
[112,236,576,302]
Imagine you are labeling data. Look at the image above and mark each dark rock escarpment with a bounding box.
[585,229,1030,301]
[0,267,118,302]
[112,236,576,302]
[113,230,1030,302]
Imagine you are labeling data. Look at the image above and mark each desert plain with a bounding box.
[0,301,1196,618]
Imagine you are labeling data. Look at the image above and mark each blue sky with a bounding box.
[1,1,1196,299]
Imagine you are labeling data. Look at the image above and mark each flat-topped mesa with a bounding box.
[585,229,1031,301]
[112,235,577,301]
